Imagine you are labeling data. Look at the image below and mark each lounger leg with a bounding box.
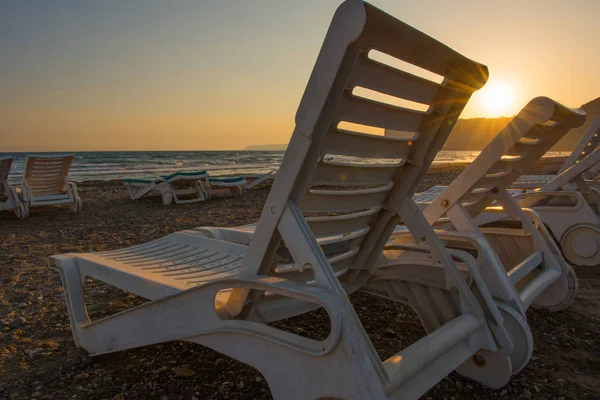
[48,256,92,347]
[68,182,83,213]
[161,184,174,205]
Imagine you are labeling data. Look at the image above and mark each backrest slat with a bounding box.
[349,53,441,106]
[322,129,412,159]
[337,92,426,132]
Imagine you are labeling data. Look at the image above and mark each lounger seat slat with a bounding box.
[77,232,246,292]
[107,242,183,262]
[166,256,244,278]
[337,91,426,133]
[30,194,71,201]
[30,187,63,194]
[127,247,204,266]
[142,252,222,272]
[141,250,217,270]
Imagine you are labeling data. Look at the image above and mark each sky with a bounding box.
[2,0,600,151]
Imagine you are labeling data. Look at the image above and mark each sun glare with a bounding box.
[480,82,515,116]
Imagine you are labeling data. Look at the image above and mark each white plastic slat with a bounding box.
[507,250,543,285]
[313,160,399,186]
[337,91,426,133]
[302,186,392,213]
[322,128,412,159]
[30,194,71,201]
[349,53,441,106]
[306,207,379,237]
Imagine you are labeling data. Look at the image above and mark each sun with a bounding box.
[480,82,515,116]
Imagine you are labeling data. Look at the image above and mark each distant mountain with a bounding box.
[442,97,600,151]
[243,96,600,152]
[442,117,513,150]
[551,97,600,151]
[243,144,287,151]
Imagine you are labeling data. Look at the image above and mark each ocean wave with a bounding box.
[1,150,566,183]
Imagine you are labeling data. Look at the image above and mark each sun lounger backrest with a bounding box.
[0,157,13,197]
[23,155,74,196]
[423,98,586,223]
[558,116,600,174]
[238,0,488,287]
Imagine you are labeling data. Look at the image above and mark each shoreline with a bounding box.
[2,157,599,399]
[71,156,568,186]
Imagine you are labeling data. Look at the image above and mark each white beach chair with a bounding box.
[20,155,82,217]
[393,98,586,314]
[50,2,533,397]
[123,170,210,205]
[515,145,600,265]
[207,176,248,197]
[0,157,26,219]
[413,117,600,266]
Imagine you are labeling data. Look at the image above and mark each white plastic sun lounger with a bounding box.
[123,170,210,205]
[49,2,532,397]
[413,117,600,266]
[0,157,26,219]
[394,98,586,314]
[19,155,82,217]
[207,176,247,197]
[513,116,600,190]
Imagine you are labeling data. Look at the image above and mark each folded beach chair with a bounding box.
[20,155,82,217]
[0,157,26,219]
[512,116,600,190]
[207,176,248,197]
[50,2,533,397]
[391,98,586,314]
[515,146,600,265]
[413,117,600,266]
[123,170,210,205]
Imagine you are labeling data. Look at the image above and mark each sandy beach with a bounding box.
[1,157,599,400]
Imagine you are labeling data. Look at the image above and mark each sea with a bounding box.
[0,150,570,184]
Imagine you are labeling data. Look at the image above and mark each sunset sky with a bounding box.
[2,0,599,151]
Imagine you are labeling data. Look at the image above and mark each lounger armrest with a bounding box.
[389,228,524,307]
[514,190,586,210]
[51,257,347,356]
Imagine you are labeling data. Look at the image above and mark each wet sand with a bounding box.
[1,157,599,399]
